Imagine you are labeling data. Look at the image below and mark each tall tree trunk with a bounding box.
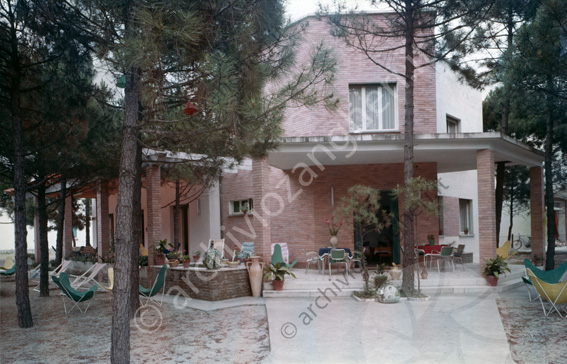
[85,199,91,247]
[38,180,50,296]
[544,77,556,270]
[56,177,66,265]
[111,4,139,361]
[10,1,33,327]
[129,138,142,317]
[507,183,514,242]
[495,11,515,248]
[173,179,180,249]
[401,0,416,296]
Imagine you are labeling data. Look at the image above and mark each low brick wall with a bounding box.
[142,265,252,301]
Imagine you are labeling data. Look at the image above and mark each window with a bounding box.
[349,84,397,132]
[459,199,472,234]
[446,115,460,134]
[230,198,253,215]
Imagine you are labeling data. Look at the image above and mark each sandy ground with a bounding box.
[496,287,567,364]
[1,277,566,363]
[0,280,269,364]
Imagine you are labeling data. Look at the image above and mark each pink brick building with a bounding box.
[42,14,544,275]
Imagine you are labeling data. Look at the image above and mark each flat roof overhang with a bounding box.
[268,132,545,173]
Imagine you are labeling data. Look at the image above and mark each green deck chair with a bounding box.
[526,268,567,317]
[52,272,98,314]
[271,243,297,269]
[0,264,16,278]
[522,259,567,301]
[139,265,168,307]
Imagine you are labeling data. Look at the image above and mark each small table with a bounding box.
[319,247,352,275]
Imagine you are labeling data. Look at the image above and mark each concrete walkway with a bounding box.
[263,294,514,364]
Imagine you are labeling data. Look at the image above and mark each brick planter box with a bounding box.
[143,265,252,301]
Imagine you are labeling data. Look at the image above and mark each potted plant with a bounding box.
[192,250,201,263]
[483,256,511,286]
[167,251,180,267]
[427,234,435,246]
[325,215,344,248]
[463,228,469,235]
[153,239,170,265]
[180,254,191,268]
[263,262,296,291]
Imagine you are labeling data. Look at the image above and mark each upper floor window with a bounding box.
[447,115,460,134]
[229,198,253,216]
[349,83,397,132]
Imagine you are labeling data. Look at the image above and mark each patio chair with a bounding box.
[271,243,297,269]
[496,241,516,260]
[209,239,225,258]
[433,246,455,273]
[31,260,72,291]
[328,249,349,276]
[349,250,363,274]
[452,244,466,270]
[303,249,323,274]
[239,242,255,258]
[0,257,14,270]
[139,265,168,307]
[0,264,16,278]
[523,259,567,301]
[71,262,106,290]
[52,272,98,314]
[97,267,114,294]
[526,268,567,317]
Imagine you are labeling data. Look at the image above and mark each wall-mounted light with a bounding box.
[331,186,334,207]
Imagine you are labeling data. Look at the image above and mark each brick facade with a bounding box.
[281,16,437,138]
[146,166,162,265]
[476,150,496,273]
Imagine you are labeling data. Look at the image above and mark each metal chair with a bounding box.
[328,249,349,276]
[434,246,455,273]
[452,244,466,270]
[349,250,363,273]
[526,268,567,317]
[303,249,323,274]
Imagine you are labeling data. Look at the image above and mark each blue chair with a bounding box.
[139,265,168,306]
[52,272,98,314]
[239,242,255,258]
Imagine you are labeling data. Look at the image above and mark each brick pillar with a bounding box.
[34,202,41,263]
[63,196,73,258]
[477,150,496,274]
[146,165,162,265]
[530,166,545,263]
[96,180,110,259]
[252,159,271,262]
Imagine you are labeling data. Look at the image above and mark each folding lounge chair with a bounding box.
[239,242,255,258]
[52,272,98,314]
[139,265,168,307]
[31,260,72,291]
[271,243,297,269]
[0,257,14,270]
[496,241,516,260]
[0,264,16,278]
[526,268,567,317]
[523,260,567,301]
[71,262,106,290]
[96,267,114,295]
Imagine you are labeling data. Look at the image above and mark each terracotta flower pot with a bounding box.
[272,279,284,291]
[169,260,180,268]
[182,261,191,268]
[485,275,498,286]
[155,255,166,266]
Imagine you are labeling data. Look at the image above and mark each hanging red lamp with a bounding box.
[183,101,198,116]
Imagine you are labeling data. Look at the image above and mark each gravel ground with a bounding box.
[0,280,269,364]
[496,287,567,364]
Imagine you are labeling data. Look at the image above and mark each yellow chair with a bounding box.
[527,268,567,317]
[496,241,516,260]
[140,244,148,257]
[0,257,14,270]
[98,267,114,294]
